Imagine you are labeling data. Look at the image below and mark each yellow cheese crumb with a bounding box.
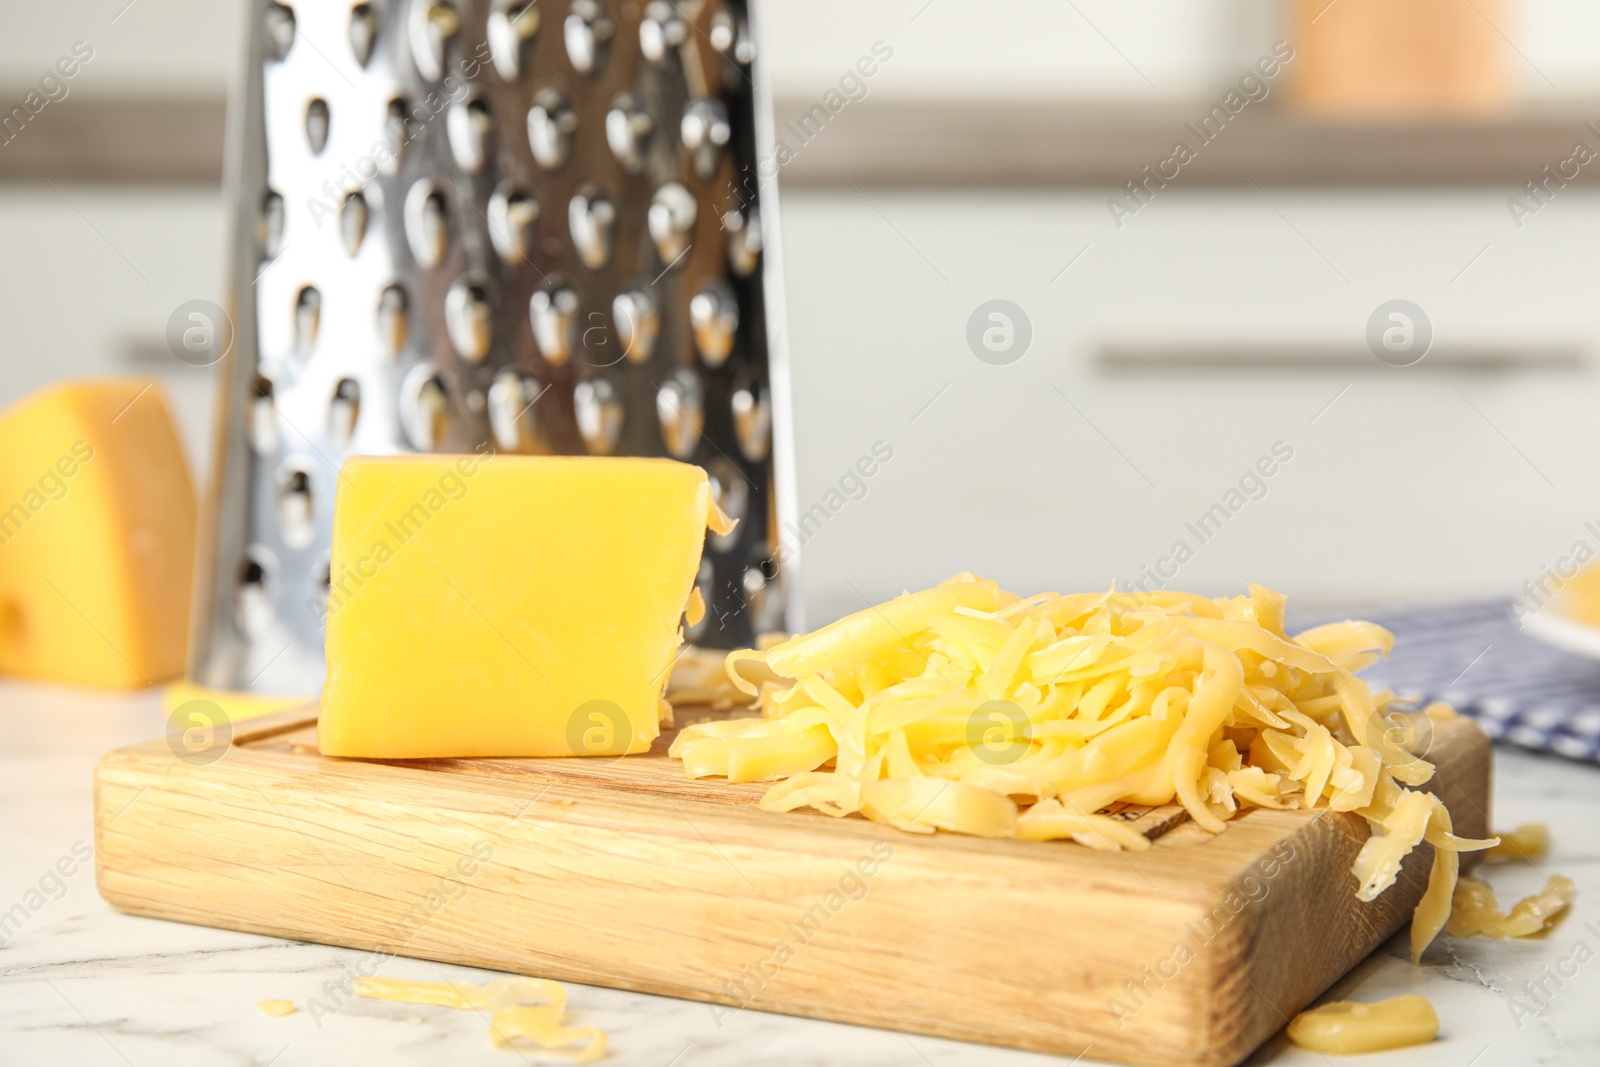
[1288,995,1438,1054]
[257,999,296,1017]
[354,976,603,1062]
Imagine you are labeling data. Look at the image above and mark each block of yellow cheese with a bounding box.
[319,454,723,758]
[0,380,197,689]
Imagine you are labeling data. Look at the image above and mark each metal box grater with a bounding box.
[190,0,799,696]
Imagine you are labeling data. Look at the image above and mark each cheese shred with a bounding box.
[1484,821,1549,862]
[353,976,605,1062]
[1287,995,1439,1054]
[672,576,1499,958]
[1447,873,1575,939]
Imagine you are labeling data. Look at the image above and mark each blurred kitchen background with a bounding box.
[5,0,1600,625]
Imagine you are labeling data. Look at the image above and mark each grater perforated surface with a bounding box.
[192,0,797,695]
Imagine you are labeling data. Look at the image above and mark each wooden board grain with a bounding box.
[93,707,1491,1067]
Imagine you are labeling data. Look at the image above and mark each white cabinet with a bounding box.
[779,188,1600,619]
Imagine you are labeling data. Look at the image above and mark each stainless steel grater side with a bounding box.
[190,0,800,696]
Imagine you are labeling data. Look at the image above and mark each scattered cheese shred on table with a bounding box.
[1447,873,1575,939]
[353,976,605,1062]
[256,999,296,1017]
[1485,821,1550,862]
[1287,995,1439,1055]
[671,575,1499,958]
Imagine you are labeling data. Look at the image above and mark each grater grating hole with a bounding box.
[265,3,297,63]
[377,284,409,357]
[329,377,361,448]
[574,377,624,455]
[724,205,762,277]
[488,369,540,451]
[382,98,409,174]
[488,183,539,265]
[708,9,735,54]
[741,563,766,628]
[690,280,738,368]
[234,548,278,638]
[527,88,578,171]
[744,557,783,633]
[604,92,653,173]
[529,286,578,365]
[655,370,704,461]
[445,275,495,363]
[275,464,316,550]
[349,3,379,67]
[564,0,615,76]
[647,182,696,266]
[293,286,322,353]
[305,97,331,156]
[488,0,542,81]
[732,14,756,65]
[259,190,286,259]
[639,1,687,64]
[447,96,493,174]
[612,287,659,364]
[409,1,462,83]
[339,191,369,256]
[568,185,616,270]
[403,181,450,267]
[399,361,450,450]
[248,373,280,456]
[681,98,731,181]
[731,377,771,462]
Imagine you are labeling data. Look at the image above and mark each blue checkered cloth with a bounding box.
[1308,601,1600,764]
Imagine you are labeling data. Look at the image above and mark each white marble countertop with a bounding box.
[4,682,1598,1067]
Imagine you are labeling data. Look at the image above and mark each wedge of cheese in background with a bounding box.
[319,455,721,759]
[0,380,197,688]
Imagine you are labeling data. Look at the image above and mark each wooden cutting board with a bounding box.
[94,706,1491,1067]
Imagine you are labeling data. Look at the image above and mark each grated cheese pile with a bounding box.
[670,575,1499,960]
